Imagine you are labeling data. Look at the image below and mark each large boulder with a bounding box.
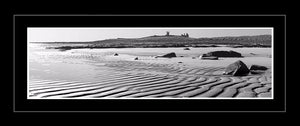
[249,65,268,71]
[249,65,268,75]
[206,50,242,57]
[224,60,250,76]
[155,52,177,58]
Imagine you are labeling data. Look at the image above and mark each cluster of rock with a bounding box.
[224,60,268,76]
[155,50,242,60]
[114,51,267,77]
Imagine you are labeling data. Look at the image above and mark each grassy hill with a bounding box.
[89,34,271,48]
[34,34,272,50]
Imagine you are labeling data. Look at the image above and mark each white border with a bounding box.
[27,27,274,100]
[12,14,285,113]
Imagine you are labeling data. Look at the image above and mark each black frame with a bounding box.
[13,15,286,112]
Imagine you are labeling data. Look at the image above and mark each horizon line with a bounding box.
[29,34,272,43]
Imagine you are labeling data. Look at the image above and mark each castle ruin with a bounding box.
[165,31,189,37]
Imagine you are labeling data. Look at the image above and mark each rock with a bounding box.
[202,54,209,57]
[224,60,250,76]
[184,47,190,50]
[57,46,72,51]
[155,52,177,58]
[249,65,268,71]
[205,50,242,57]
[178,62,183,63]
[134,57,138,60]
[250,71,265,75]
[199,54,218,60]
[55,46,72,51]
[114,53,119,56]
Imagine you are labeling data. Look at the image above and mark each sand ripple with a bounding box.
[29,59,272,98]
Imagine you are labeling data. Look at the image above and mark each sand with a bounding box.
[28,46,272,99]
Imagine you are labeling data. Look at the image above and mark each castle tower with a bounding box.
[166,31,170,36]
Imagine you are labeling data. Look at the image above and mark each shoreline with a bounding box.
[45,44,271,51]
[28,47,272,98]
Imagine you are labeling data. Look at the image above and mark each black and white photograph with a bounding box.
[7,0,290,121]
[27,28,273,99]
[12,14,286,113]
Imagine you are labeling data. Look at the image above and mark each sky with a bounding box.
[27,28,272,42]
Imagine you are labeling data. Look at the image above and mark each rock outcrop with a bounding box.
[199,54,218,60]
[205,50,242,57]
[184,47,190,50]
[249,65,268,74]
[249,65,268,71]
[155,52,177,58]
[224,60,250,76]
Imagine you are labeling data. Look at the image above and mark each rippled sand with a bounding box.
[28,46,272,99]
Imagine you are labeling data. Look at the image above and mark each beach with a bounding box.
[28,44,272,99]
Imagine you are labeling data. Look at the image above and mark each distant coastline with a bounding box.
[30,34,272,50]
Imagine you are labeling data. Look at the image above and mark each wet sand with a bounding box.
[28,47,272,99]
